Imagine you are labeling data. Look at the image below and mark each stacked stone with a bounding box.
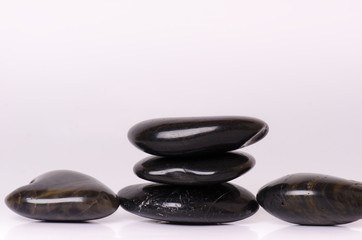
[118,116,269,224]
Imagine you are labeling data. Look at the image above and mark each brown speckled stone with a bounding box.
[5,170,119,221]
[257,173,362,225]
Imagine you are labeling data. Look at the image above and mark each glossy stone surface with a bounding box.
[5,170,119,221]
[128,116,268,156]
[257,173,362,225]
[134,152,255,185]
[118,183,259,224]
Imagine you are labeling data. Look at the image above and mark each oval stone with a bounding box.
[257,173,362,225]
[118,183,259,224]
[134,152,255,185]
[128,116,268,156]
[5,170,119,221]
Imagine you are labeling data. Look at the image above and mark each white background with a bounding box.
[0,0,361,239]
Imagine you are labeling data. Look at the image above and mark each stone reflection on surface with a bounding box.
[5,221,117,240]
[262,225,362,240]
[119,220,258,240]
[257,173,362,226]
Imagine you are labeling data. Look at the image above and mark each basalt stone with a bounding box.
[128,116,268,156]
[134,152,255,185]
[118,183,259,224]
[5,170,119,221]
[257,173,362,226]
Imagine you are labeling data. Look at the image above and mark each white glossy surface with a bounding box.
[1,207,361,240]
[1,0,361,239]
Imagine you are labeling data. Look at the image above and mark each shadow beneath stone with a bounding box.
[157,220,232,226]
[39,220,93,223]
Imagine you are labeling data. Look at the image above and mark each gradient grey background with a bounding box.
[1,1,361,239]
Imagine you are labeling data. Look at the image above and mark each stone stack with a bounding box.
[118,116,269,224]
[6,116,362,226]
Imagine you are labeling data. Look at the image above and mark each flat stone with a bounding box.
[118,183,259,224]
[257,173,362,225]
[134,152,255,185]
[128,116,268,156]
[5,170,119,221]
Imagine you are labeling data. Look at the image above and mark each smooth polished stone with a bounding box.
[5,170,119,221]
[118,183,259,224]
[128,116,268,156]
[134,152,255,185]
[257,173,362,226]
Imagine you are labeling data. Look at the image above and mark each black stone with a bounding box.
[118,183,259,224]
[5,170,119,221]
[128,116,268,156]
[257,173,362,226]
[134,152,255,185]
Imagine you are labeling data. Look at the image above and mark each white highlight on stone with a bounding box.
[162,202,182,208]
[285,190,316,196]
[25,197,84,204]
[149,168,215,176]
[157,126,218,139]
